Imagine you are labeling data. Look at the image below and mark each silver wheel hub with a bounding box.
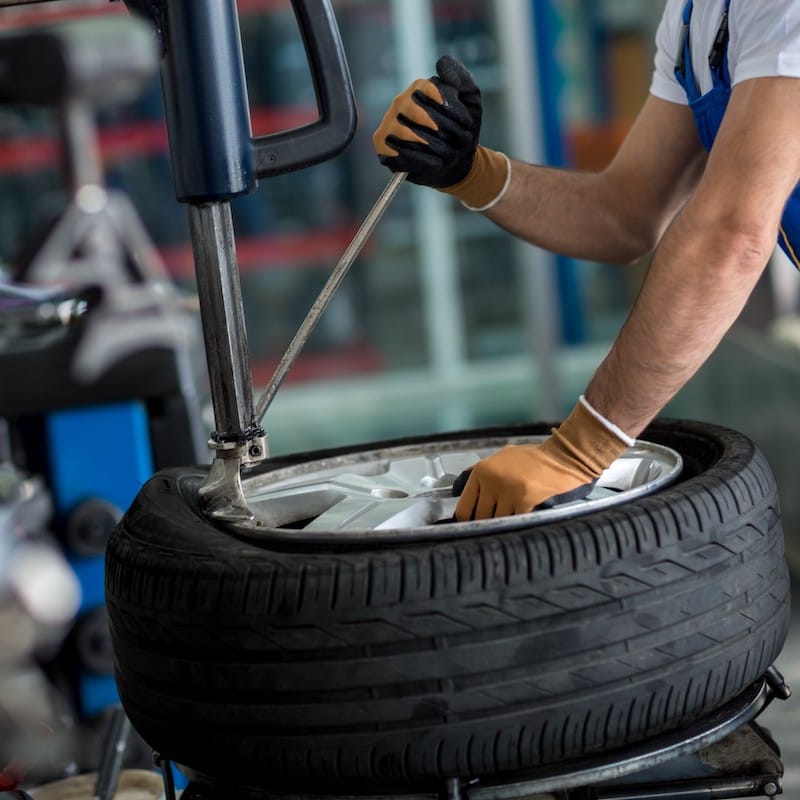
[235,436,682,540]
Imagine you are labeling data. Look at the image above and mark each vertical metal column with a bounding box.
[189,201,266,520]
[189,202,256,441]
[158,0,259,452]
[151,0,266,519]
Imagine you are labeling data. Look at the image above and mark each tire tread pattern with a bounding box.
[106,420,790,790]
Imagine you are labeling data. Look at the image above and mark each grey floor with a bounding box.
[759,580,800,799]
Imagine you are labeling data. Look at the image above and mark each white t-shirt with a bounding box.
[650,0,800,103]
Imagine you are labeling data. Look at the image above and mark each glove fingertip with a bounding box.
[435,54,478,93]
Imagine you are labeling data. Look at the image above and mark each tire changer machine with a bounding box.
[0,0,795,799]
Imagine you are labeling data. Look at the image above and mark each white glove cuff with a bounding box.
[578,395,636,447]
[461,153,512,212]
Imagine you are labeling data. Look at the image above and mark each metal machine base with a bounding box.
[161,668,790,800]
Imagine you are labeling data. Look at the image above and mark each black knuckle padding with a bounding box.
[408,94,471,148]
[379,146,444,186]
[423,81,473,128]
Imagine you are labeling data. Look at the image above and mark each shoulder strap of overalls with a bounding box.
[708,0,731,88]
[675,0,732,100]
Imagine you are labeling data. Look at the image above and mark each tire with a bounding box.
[105,419,790,792]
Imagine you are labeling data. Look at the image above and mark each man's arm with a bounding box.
[374,61,800,520]
[585,76,800,436]
[373,58,705,267]
[485,94,707,264]
[453,76,800,520]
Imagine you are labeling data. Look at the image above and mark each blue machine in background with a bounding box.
[47,402,155,719]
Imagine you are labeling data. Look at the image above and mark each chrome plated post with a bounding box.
[188,201,257,442]
[189,201,266,522]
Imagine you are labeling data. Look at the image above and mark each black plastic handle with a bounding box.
[131,0,357,201]
[252,0,357,178]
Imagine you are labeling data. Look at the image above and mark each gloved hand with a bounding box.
[372,55,509,210]
[453,397,632,520]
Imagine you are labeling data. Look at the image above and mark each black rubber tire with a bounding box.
[105,419,790,792]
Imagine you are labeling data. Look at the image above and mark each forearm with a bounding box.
[577,78,800,439]
[374,66,702,266]
[584,212,772,437]
[483,159,650,264]
[480,97,706,265]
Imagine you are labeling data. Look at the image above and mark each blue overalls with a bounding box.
[674,0,800,267]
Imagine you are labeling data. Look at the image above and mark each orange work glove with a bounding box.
[372,55,510,210]
[454,397,633,520]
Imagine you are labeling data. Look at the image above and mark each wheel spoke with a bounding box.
[304,495,453,531]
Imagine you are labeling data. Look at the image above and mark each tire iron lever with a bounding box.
[254,171,407,421]
[199,172,406,525]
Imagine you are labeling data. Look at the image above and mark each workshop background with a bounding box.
[1,0,796,565]
[0,0,798,792]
